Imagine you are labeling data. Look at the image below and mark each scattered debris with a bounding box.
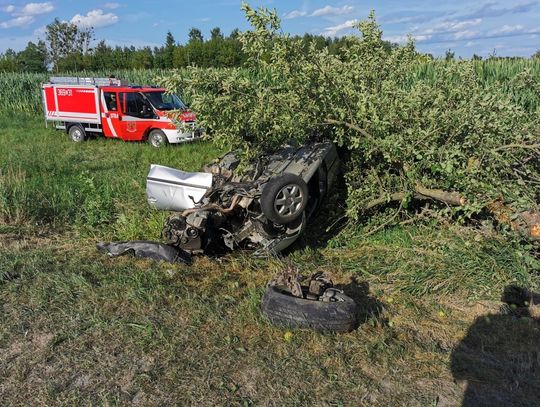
[262,267,358,333]
[96,241,192,264]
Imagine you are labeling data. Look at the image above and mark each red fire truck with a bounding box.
[41,77,203,147]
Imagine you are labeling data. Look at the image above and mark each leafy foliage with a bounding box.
[0,42,47,73]
[159,5,540,221]
[45,18,94,72]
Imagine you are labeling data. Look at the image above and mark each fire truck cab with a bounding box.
[42,77,202,147]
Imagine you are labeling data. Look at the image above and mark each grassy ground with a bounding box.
[1,115,539,406]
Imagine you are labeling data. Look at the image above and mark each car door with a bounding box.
[101,90,122,138]
[119,92,155,141]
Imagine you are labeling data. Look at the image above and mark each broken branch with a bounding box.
[364,185,467,211]
[324,119,375,142]
[491,143,540,153]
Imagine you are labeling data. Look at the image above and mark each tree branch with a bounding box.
[414,184,467,206]
[364,185,467,210]
[324,119,375,142]
[491,143,540,153]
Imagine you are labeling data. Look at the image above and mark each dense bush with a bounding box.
[159,5,539,224]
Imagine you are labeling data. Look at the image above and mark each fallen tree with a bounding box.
[159,4,540,240]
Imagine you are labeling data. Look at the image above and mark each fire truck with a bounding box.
[41,77,203,147]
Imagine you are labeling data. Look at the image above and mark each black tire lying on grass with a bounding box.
[261,285,358,333]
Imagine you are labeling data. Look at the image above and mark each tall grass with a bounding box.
[0,114,222,238]
[1,60,540,114]
[412,59,540,111]
[0,69,176,114]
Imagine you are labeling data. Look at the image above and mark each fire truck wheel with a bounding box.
[68,125,86,143]
[148,129,168,148]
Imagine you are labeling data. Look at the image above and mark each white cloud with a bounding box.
[453,30,478,40]
[20,2,54,16]
[285,4,354,19]
[384,34,408,43]
[311,5,354,17]
[491,24,524,34]
[33,24,46,37]
[321,19,358,37]
[283,10,307,19]
[0,15,34,28]
[103,2,120,9]
[423,18,482,35]
[2,5,15,13]
[71,9,119,28]
[384,33,432,43]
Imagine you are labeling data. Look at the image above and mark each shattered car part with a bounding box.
[96,241,192,264]
[146,164,213,211]
[147,142,340,255]
[269,265,304,298]
[262,271,358,332]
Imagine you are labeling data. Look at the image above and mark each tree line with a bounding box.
[2,18,538,73]
[0,19,356,73]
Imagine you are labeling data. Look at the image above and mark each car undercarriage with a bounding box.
[146,142,340,256]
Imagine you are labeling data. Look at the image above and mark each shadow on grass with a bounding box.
[335,278,386,328]
[288,176,349,253]
[451,285,540,407]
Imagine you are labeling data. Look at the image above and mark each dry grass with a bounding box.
[1,228,538,406]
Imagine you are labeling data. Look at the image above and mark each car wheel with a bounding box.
[261,173,309,224]
[261,285,358,333]
[148,129,168,148]
[68,125,86,143]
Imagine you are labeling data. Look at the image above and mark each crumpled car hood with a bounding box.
[146,164,213,211]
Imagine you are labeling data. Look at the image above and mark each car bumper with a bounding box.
[162,127,204,144]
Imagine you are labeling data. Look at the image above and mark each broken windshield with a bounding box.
[144,91,187,111]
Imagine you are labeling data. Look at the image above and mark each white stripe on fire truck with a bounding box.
[100,92,118,138]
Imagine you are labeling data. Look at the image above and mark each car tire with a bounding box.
[68,124,86,143]
[148,129,168,148]
[261,173,309,224]
[261,285,358,333]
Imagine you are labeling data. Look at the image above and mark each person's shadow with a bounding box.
[451,285,540,406]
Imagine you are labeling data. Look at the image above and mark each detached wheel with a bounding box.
[68,125,86,143]
[261,173,309,224]
[261,286,358,333]
[148,129,168,148]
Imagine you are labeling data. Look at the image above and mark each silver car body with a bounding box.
[146,164,213,211]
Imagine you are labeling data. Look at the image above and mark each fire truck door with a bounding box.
[118,92,154,141]
[101,91,122,138]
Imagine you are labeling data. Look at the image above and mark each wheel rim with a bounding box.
[274,184,304,217]
[151,133,164,147]
[71,128,83,141]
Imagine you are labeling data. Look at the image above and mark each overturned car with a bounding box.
[146,142,340,255]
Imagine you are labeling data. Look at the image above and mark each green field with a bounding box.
[1,114,538,405]
[2,58,540,114]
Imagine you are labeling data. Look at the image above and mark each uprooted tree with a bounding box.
[159,4,540,239]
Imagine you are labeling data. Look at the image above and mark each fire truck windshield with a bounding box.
[143,91,187,111]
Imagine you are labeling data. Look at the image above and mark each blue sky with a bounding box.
[0,1,539,57]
